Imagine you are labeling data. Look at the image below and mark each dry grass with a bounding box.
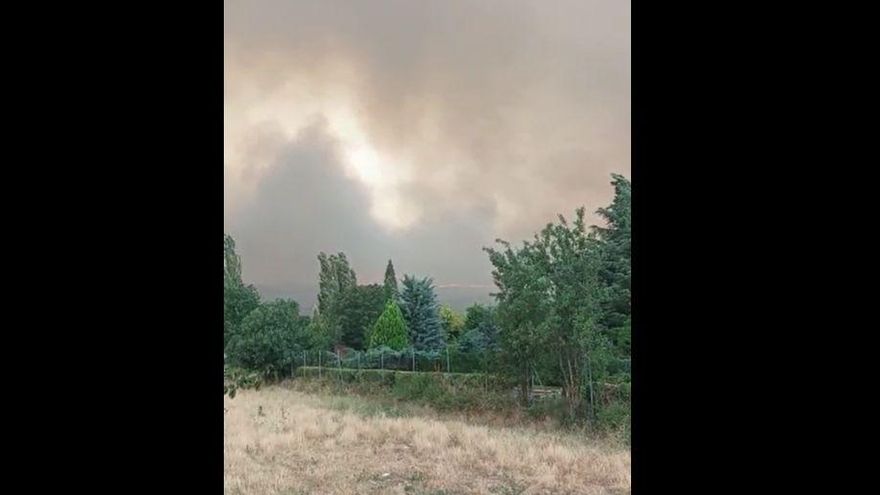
[225,386,630,495]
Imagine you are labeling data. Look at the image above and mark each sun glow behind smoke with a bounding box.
[325,105,419,231]
[224,76,418,231]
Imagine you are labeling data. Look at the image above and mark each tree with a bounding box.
[486,207,605,418]
[368,300,409,350]
[224,234,260,349]
[226,299,310,375]
[316,252,357,314]
[306,307,334,351]
[383,259,399,302]
[439,304,465,341]
[314,252,358,347]
[463,303,499,350]
[591,174,631,356]
[399,275,445,351]
[331,284,386,349]
[484,239,552,405]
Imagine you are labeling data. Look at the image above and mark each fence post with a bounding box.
[318,350,322,379]
[412,347,415,372]
[586,354,595,420]
[446,346,451,373]
[380,350,384,370]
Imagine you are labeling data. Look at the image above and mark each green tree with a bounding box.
[399,275,445,351]
[306,306,334,351]
[484,239,552,405]
[463,303,499,350]
[316,252,357,314]
[224,234,260,349]
[591,174,631,356]
[331,284,386,350]
[439,304,465,341]
[226,299,310,375]
[383,259,399,302]
[368,300,409,350]
[314,251,358,347]
[486,207,605,418]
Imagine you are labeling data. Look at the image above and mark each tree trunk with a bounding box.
[560,350,583,421]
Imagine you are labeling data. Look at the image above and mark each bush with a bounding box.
[226,299,311,376]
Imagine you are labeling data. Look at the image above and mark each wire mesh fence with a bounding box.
[290,346,497,375]
[280,346,630,388]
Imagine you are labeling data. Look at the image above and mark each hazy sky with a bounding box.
[224,0,630,310]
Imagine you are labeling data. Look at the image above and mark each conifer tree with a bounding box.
[383,259,398,302]
[368,300,409,350]
[399,275,445,351]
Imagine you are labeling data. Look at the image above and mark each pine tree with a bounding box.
[399,275,445,351]
[368,300,409,350]
[383,259,398,302]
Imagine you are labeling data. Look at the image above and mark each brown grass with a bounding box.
[225,386,630,494]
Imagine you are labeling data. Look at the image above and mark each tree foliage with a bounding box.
[484,239,553,405]
[313,251,358,348]
[383,259,399,302]
[463,303,499,350]
[317,252,357,315]
[592,174,631,355]
[486,208,606,417]
[368,300,409,350]
[226,299,310,374]
[224,234,260,349]
[331,284,386,349]
[484,174,631,419]
[439,304,466,341]
[399,275,445,351]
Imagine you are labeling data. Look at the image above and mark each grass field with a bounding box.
[224,386,630,494]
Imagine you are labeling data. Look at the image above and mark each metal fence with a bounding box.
[282,347,630,387]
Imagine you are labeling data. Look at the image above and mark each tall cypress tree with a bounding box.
[399,275,445,351]
[383,259,398,302]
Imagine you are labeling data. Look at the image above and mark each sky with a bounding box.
[224,0,630,311]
